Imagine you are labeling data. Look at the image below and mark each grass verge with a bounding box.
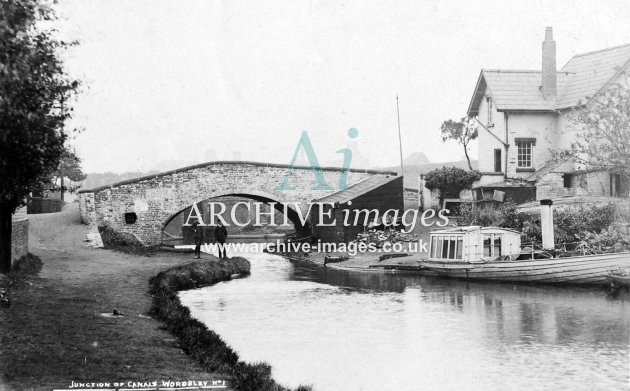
[148,257,312,391]
[0,253,43,307]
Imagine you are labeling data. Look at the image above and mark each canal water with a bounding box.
[179,251,630,390]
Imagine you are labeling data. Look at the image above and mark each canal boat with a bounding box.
[418,225,630,286]
[323,255,348,265]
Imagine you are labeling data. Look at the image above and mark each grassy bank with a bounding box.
[0,254,43,307]
[148,258,312,391]
[2,204,254,390]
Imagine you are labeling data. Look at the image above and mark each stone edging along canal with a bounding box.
[147,257,312,391]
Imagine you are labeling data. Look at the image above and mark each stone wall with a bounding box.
[79,192,96,225]
[78,161,394,246]
[536,170,620,200]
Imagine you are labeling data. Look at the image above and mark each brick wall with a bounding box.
[11,215,29,265]
[78,161,393,246]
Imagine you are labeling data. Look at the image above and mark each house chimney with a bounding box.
[540,199,554,250]
[542,26,557,98]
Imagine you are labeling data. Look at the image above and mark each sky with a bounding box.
[55,0,630,173]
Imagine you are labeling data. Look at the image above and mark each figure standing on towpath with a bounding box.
[215,220,228,259]
[191,221,204,259]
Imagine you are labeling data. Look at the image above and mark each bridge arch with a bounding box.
[161,190,310,244]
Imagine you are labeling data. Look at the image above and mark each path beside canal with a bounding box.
[0,204,230,391]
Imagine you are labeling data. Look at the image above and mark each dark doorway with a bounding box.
[563,174,572,188]
[494,149,502,173]
[610,174,621,197]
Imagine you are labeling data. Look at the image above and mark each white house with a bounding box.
[467,27,630,201]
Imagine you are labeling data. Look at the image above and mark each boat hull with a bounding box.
[606,274,630,288]
[418,252,630,286]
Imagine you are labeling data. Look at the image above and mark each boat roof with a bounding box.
[430,226,520,235]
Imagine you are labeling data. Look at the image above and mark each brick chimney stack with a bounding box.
[542,26,557,98]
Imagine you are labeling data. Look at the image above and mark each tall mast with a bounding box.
[396,96,404,177]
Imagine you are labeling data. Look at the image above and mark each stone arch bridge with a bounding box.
[78,161,396,246]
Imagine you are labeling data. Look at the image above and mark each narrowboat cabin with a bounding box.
[428,226,521,263]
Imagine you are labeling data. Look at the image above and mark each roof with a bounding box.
[524,160,576,181]
[557,44,630,109]
[430,226,520,235]
[468,43,630,115]
[523,160,616,181]
[430,226,480,235]
[314,175,401,204]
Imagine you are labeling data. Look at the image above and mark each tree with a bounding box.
[52,147,86,201]
[558,72,630,174]
[0,1,80,273]
[440,116,478,170]
[423,166,482,206]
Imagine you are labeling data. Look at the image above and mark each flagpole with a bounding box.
[396,96,404,176]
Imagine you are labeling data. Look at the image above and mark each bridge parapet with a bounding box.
[78,161,396,245]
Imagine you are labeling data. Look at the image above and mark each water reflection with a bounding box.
[180,252,630,390]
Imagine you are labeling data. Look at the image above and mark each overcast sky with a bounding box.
[56,0,630,173]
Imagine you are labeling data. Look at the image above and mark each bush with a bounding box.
[11,253,43,276]
[230,362,276,391]
[459,202,523,230]
[459,201,630,251]
[521,218,542,244]
[521,203,627,249]
[230,362,313,391]
[424,167,482,205]
[552,203,617,244]
[582,222,630,253]
[98,225,143,246]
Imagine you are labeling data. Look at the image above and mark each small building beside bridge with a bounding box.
[311,175,404,243]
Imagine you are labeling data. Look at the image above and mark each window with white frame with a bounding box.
[515,138,535,168]
[430,235,464,260]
